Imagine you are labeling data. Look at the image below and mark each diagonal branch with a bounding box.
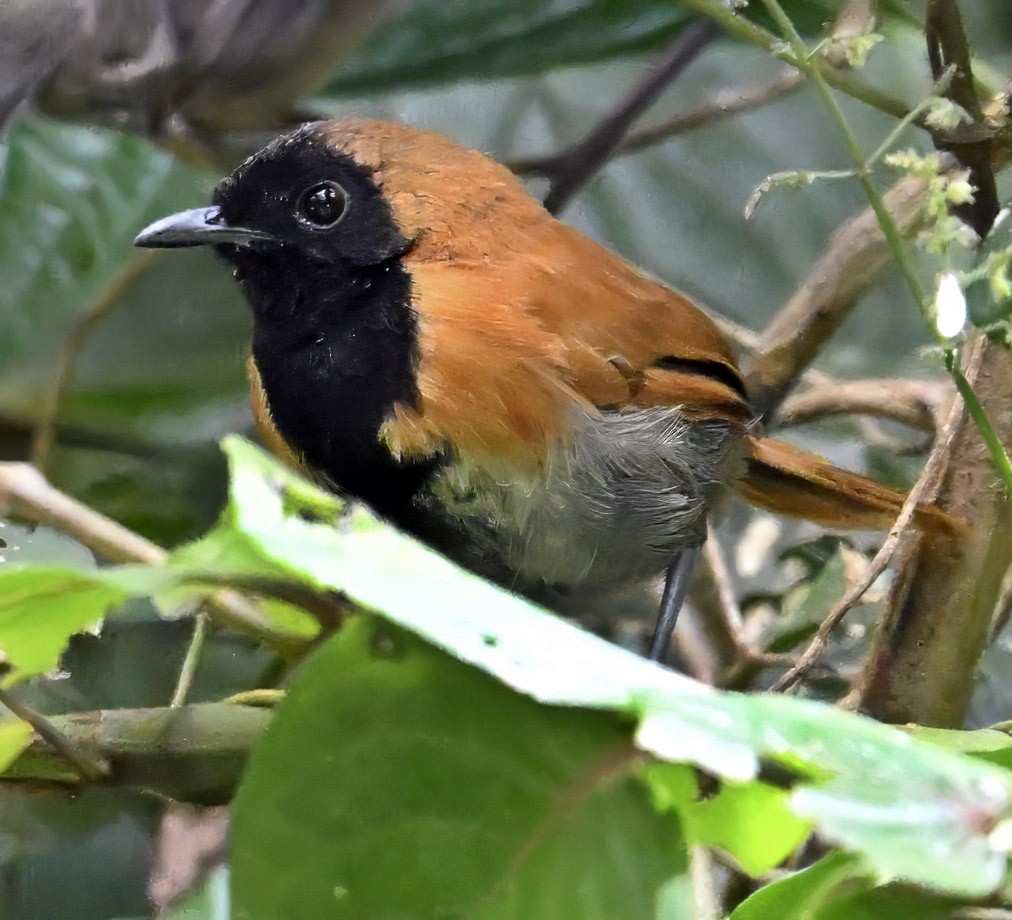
[540,18,721,214]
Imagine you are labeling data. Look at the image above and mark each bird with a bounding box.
[135,118,951,661]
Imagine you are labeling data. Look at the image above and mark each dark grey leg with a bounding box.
[648,547,700,662]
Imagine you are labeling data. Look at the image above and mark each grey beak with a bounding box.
[134,206,275,248]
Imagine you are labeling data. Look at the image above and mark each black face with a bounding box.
[137,124,446,533]
[211,123,410,270]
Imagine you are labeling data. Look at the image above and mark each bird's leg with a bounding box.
[648,546,700,662]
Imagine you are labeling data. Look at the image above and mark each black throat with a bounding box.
[229,244,442,525]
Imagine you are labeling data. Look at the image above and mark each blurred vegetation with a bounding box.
[0,2,1010,919]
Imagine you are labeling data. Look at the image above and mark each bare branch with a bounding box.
[540,18,721,214]
[778,378,952,431]
[511,70,804,175]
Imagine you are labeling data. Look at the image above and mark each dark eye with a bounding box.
[297,181,348,228]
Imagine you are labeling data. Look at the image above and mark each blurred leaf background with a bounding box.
[0,1,1010,918]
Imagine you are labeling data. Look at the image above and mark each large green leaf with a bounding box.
[232,619,683,920]
[730,854,958,920]
[195,439,1010,897]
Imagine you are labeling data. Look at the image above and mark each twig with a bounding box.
[170,610,210,708]
[769,446,944,693]
[777,378,951,431]
[925,0,999,236]
[619,70,804,154]
[689,845,722,920]
[0,461,163,564]
[32,251,159,472]
[511,70,804,175]
[0,462,307,651]
[0,687,108,781]
[541,18,721,214]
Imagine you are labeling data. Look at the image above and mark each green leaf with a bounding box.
[687,782,812,876]
[0,720,33,772]
[324,0,910,95]
[644,765,811,876]
[5,440,1010,897]
[910,726,1012,771]
[0,567,126,682]
[813,886,956,920]
[0,562,243,683]
[191,438,1012,897]
[326,0,698,95]
[232,619,682,920]
[729,852,866,920]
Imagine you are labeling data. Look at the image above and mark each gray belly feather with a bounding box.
[429,406,743,590]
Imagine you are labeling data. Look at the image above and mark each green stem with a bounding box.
[946,350,1012,495]
[170,610,210,708]
[676,0,914,122]
[761,0,933,324]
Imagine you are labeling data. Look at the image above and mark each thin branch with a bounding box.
[689,845,723,920]
[0,687,108,781]
[618,70,804,155]
[541,18,721,214]
[170,610,210,708]
[32,251,159,472]
[511,70,804,175]
[0,461,163,564]
[925,0,999,236]
[777,378,951,432]
[770,437,948,693]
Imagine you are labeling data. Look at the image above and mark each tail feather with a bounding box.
[736,435,954,534]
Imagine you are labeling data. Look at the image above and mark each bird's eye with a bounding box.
[297,181,348,229]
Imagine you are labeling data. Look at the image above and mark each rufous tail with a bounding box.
[735,435,955,534]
